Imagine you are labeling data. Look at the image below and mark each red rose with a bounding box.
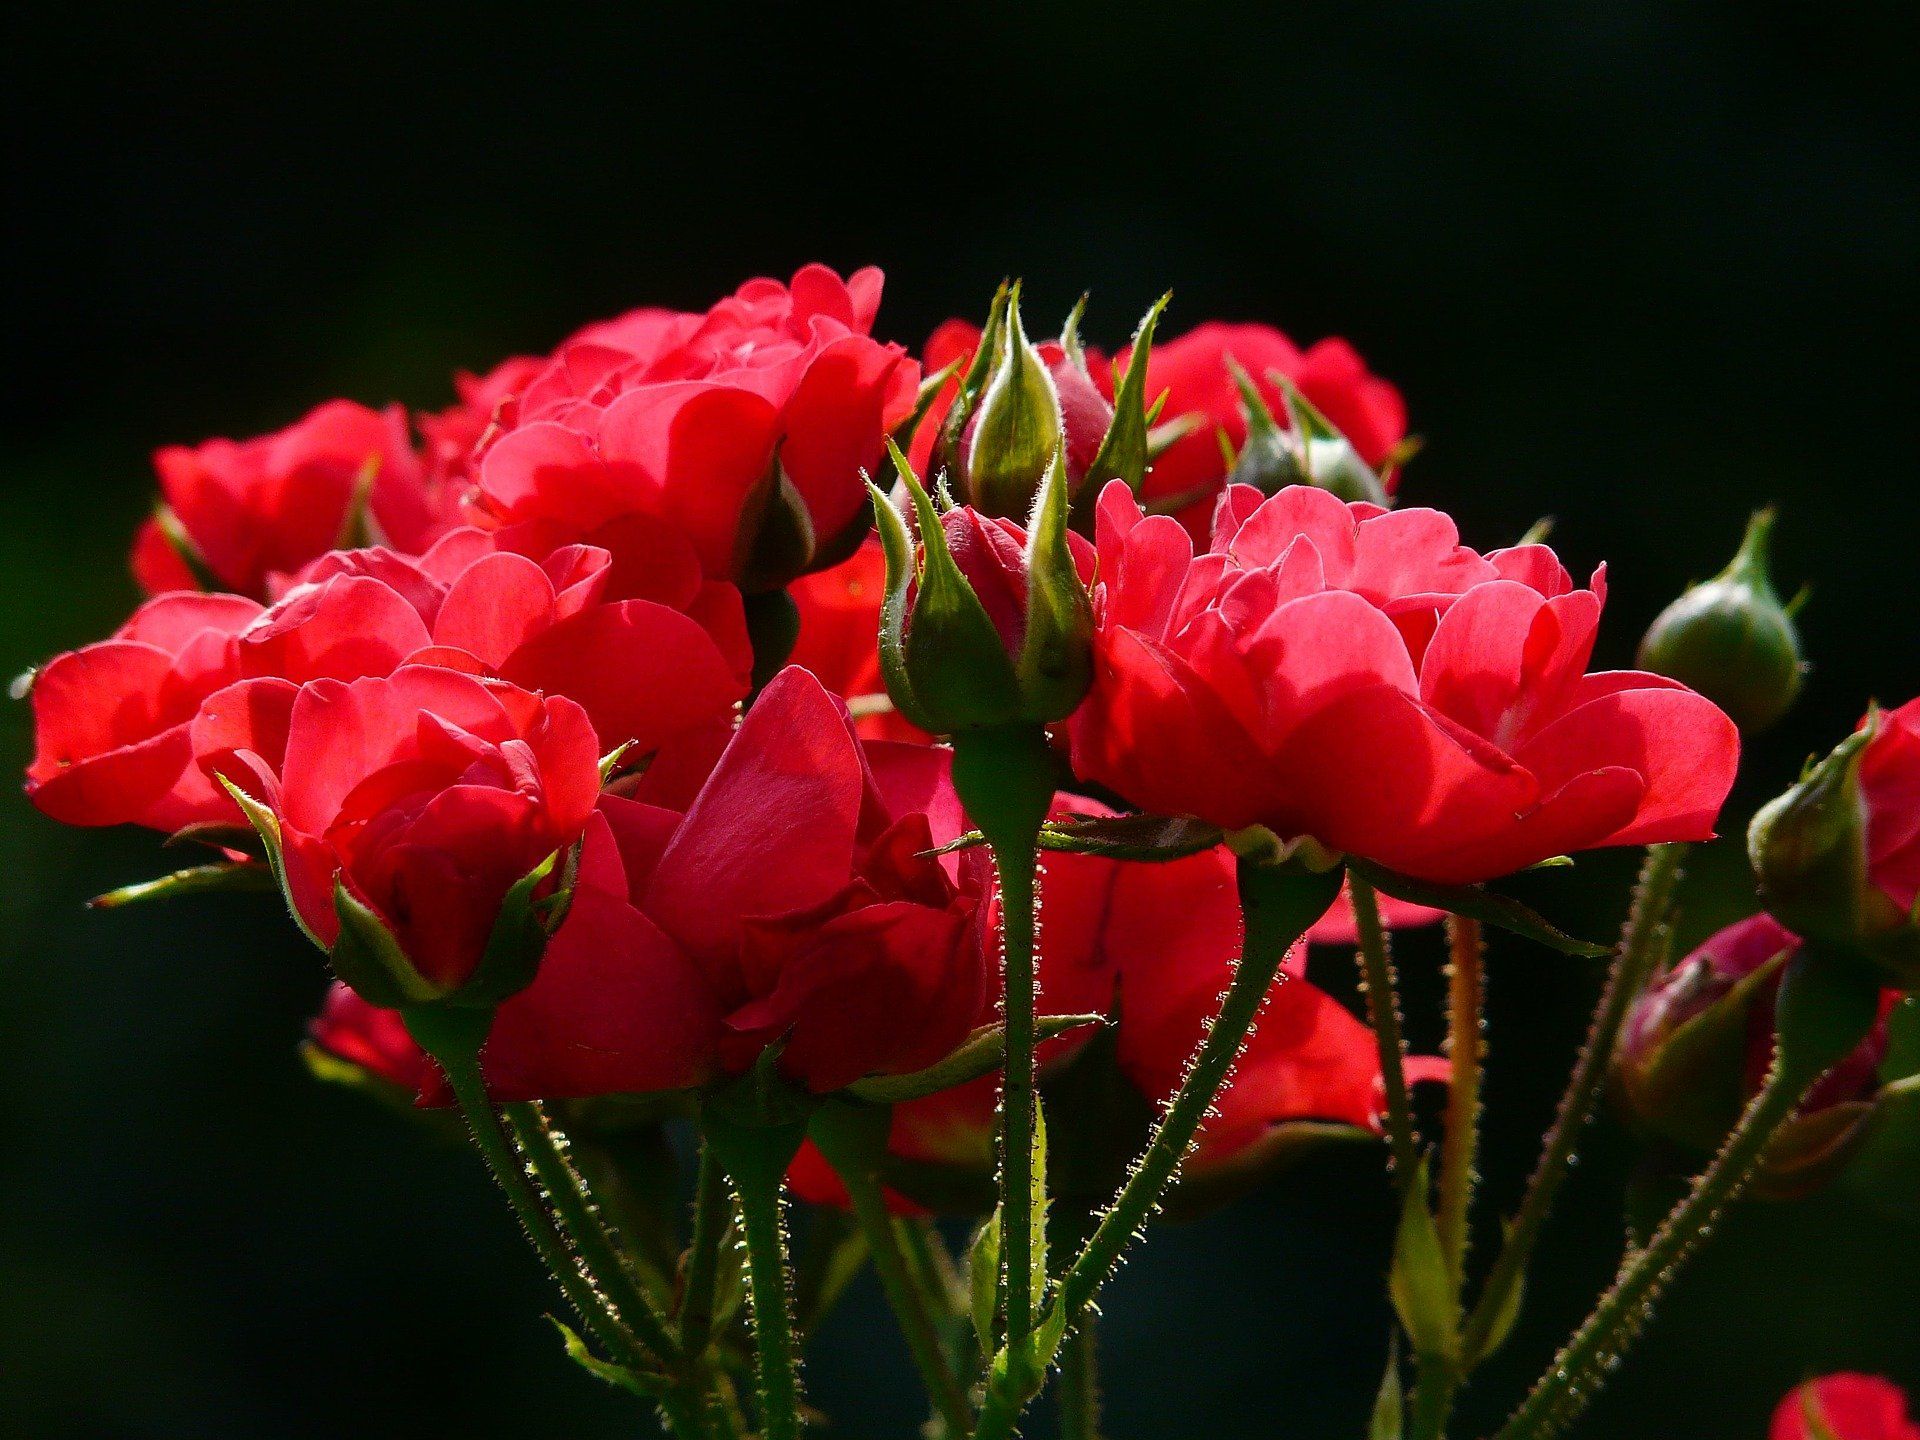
[1773,1375,1920,1440]
[25,592,263,830]
[1104,321,1406,534]
[473,265,919,587]
[202,665,601,994]
[308,982,438,1098]
[1860,698,1920,929]
[132,400,443,599]
[1069,481,1739,884]
[225,526,749,757]
[474,667,989,1099]
[417,355,547,495]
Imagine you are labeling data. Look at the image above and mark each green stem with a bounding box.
[859,1196,974,1435]
[1435,917,1484,1284]
[1494,1059,1808,1439]
[1348,874,1421,1195]
[1407,1362,1458,1440]
[1459,842,1685,1365]
[708,1118,808,1440]
[504,1103,685,1368]
[678,1140,730,1356]
[948,725,1056,1384]
[1057,1320,1104,1440]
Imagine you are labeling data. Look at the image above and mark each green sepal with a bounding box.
[215,773,324,950]
[893,458,1025,730]
[964,282,1063,518]
[548,1317,671,1399]
[1838,1071,1920,1221]
[1773,945,1885,1091]
[149,503,226,592]
[890,357,964,467]
[1273,374,1390,505]
[1369,1336,1405,1440]
[1037,812,1227,863]
[332,453,388,552]
[1462,1217,1526,1367]
[867,471,936,732]
[1058,293,1090,373]
[165,819,268,858]
[1346,857,1607,956]
[88,861,277,910]
[934,281,1011,486]
[1014,449,1094,722]
[846,1013,1103,1104]
[734,460,818,594]
[705,1040,819,1133]
[1082,292,1170,495]
[1388,1157,1461,1363]
[742,587,803,693]
[457,850,564,1008]
[332,877,441,1009]
[1802,1388,1845,1440]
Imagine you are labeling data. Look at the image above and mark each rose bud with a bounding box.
[1750,699,1920,988]
[1614,914,1892,1196]
[787,535,927,742]
[921,288,1166,520]
[132,400,441,600]
[1069,480,1740,885]
[199,665,601,1010]
[1638,506,1806,732]
[1226,361,1391,507]
[1772,1374,1920,1440]
[24,592,263,831]
[871,445,1095,735]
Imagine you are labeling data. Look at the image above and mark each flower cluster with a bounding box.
[28,262,1909,1440]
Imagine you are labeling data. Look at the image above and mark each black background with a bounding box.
[3,5,1916,1437]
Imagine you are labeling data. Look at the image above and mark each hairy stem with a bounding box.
[1436,917,1485,1284]
[1460,843,1685,1364]
[678,1141,730,1356]
[1348,874,1421,1194]
[1057,1320,1104,1440]
[708,1119,807,1440]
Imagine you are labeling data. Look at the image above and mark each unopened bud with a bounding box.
[1223,363,1389,507]
[1638,507,1805,732]
[961,286,1070,519]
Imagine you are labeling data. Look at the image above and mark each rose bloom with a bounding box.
[788,816,1440,1215]
[1773,1375,1920,1440]
[1859,698,1920,935]
[226,526,750,757]
[198,665,600,992]
[416,355,547,495]
[25,592,265,830]
[132,400,446,598]
[1069,481,1739,884]
[472,264,919,584]
[453,667,987,1099]
[308,983,438,1098]
[1112,321,1407,533]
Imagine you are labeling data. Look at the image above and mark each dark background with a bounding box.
[3,4,1916,1437]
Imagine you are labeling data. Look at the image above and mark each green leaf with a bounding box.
[88,861,277,910]
[968,1213,1002,1354]
[1369,1337,1405,1440]
[1388,1158,1460,1362]
[548,1317,669,1398]
[1464,1218,1527,1367]
[846,1014,1104,1104]
[1346,858,1607,957]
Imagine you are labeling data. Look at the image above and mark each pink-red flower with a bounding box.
[1069,481,1739,884]
[225,527,750,757]
[132,400,444,598]
[1860,698,1920,933]
[201,665,601,993]
[472,265,919,586]
[1109,321,1407,533]
[25,592,264,830]
[308,982,438,1097]
[471,667,988,1099]
[1773,1375,1919,1440]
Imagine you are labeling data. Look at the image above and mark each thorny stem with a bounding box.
[948,725,1056,1391]
[1057,1319,1105,1440]
[503,1103,685,1368]
[708,1119,808,1440]
[1494,1058,1811,1440]
[1348,874,1421,1195]
[1436,916,1485,1284]
[842,1172,974,1436]
[1460,843,1686,1366]
[679,1140,730,1356]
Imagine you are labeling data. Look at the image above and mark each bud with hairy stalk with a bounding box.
[1639,507,1806,732]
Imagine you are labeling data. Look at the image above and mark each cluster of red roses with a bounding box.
[22,261,1919,1440]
